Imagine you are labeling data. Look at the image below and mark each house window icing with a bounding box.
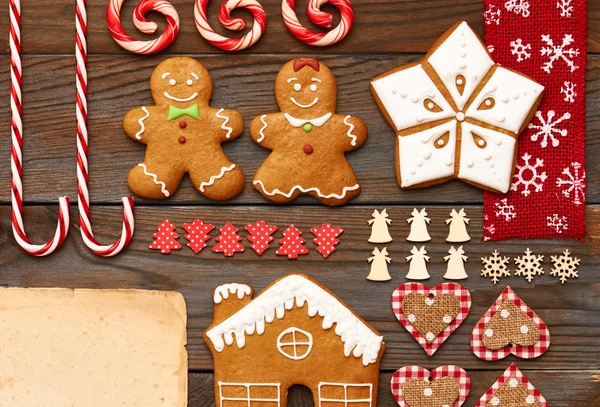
[318,382,373,406]
[218,382,281,407]
[276,327,313,360]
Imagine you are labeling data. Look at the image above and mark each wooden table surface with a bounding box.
[1,1,599,406]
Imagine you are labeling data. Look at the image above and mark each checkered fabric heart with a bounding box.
[475,363,549,407]
[471,286,550,360]
[391,365,470,407]
[391,283,471,356]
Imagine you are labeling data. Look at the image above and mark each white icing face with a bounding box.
[288,77,321,108]
[160,71,202,103]
[371,21,544,192]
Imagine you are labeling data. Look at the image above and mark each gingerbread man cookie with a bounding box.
[250,59,367,206]
[124,57,244,200]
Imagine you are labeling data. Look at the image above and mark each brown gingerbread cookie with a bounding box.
[250,58,367,206]
[124,57,244,200]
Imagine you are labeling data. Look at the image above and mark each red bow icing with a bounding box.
[293,59,320,72]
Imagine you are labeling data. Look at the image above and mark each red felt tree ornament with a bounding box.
[149,219,181,254]
[276,225,309,259]
[311,223,343,258]
[245,221,278,256]
[212,222,245,257]
[182,219,214,254]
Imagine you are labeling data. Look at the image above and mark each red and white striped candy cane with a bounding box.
[282,0,354,46]
[10,0,70,256]
[106,0,179,54]
[77,0,135,256]
[194,0,267,51]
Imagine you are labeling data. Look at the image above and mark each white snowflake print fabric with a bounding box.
[483,0,586,240]
[371,21,543,194]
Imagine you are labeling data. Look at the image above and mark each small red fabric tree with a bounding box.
[212,222,245,257]
[276,225,309,259]
[182,219,214,254]
[245,221,278,255]
[311,223,344,258]
[149,219,181,254]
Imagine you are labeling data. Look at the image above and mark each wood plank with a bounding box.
[0,54,598,204]
[187,371,600,406]
[1,205,598,371]
[0,0,598,55]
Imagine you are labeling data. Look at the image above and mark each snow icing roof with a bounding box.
[206,274,384,366]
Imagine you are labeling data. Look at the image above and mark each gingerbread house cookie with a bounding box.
[204,274,385,406]
[371,21,544,193]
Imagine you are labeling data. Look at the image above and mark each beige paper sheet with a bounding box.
[0,288,187,407]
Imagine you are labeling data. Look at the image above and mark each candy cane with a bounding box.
[282,0,354,46]
[194,0,267,51]
[10,0,70,256]
[78,0,135,256]
[107,0,180,54]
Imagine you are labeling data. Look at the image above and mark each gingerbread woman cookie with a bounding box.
[250,59,367,206]
[124,57,244,200]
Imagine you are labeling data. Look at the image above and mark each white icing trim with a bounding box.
[318,382,373,406]
[135,106,150,140]
[290,97,319,109]
[311,78,322,82]
[284,112,332,127]
[254,180,359,200]
[138,163,169,197]
[206,274,383,366]
[276,327,313,360]
[191,72,199,80]
[216,108,233,139]
[214,283,252,304]
[161,72,171,79]
[287,77,298,83]
[199,164,236,192]
[343,115,357,146]
[218,382,281,407]
[258,114,268,143]
[163,91,198,102]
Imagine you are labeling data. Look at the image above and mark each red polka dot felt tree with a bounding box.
[182,219,214,254]
[245,221,278,256]
[212,222,245,257]
[149,219,181,254]
[276,225,309,259]
[311,223,343,258]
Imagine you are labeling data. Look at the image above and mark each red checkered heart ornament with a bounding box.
[471,286,550,360]
[391,283,471,356]
[391,365,470,407]
[475,363,548,407]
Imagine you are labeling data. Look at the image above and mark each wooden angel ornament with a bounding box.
[368,209,393,243]
[405,246,430,280]
[367,247,392,281]
[444,246,468,280]
[406,208,431,242]
[446,208,470,242]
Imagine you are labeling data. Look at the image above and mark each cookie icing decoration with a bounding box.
[124,57,245,200]
[471,286,550,360]
[276,225,309,259]
[213,283,252,304]
[391,365,470,407]
[182,219,214,253]
[311,223,343,258]
[392,283,471,356]
[149,219,181,254]
[245,221,278,255]
[475,363,549,407]
[250,59,367,206]
[212,222,245,257]
[367,247,392,281]
[371,21,544,193]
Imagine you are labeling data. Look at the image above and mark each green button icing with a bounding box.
[303,123,313,132]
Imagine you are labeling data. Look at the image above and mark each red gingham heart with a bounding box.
[471,286,550,360]
[391,365,470,407]
[475,363,549,407]
[391,283,471,356]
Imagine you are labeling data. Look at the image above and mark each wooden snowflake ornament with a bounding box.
[475,363,549,407]
[550,249,580,284]
[481,250,511,284]
[514,248,544,283]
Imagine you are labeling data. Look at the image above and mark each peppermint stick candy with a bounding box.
[77,0,135,256]
[282,0,354,46]
[107,0,180,54]
[10,0,71,256]
[194,0,267,51]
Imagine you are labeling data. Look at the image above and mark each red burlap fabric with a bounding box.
[483,0,587,240]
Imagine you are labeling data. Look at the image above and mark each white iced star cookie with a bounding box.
[371,21,544,193]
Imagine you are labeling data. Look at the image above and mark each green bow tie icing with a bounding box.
[168,104,200,120]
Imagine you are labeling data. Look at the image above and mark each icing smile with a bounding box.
[163,92,198,102]
[290,97,319,109]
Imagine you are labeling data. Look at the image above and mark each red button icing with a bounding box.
[303,144,314,154]
[178,136,186,144]
[179,121,187,129]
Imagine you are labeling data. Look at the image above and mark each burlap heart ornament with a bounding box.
[475,363,548,407]
[471,286,550,360]
[391,365,470,407]
[392,283,471,356]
